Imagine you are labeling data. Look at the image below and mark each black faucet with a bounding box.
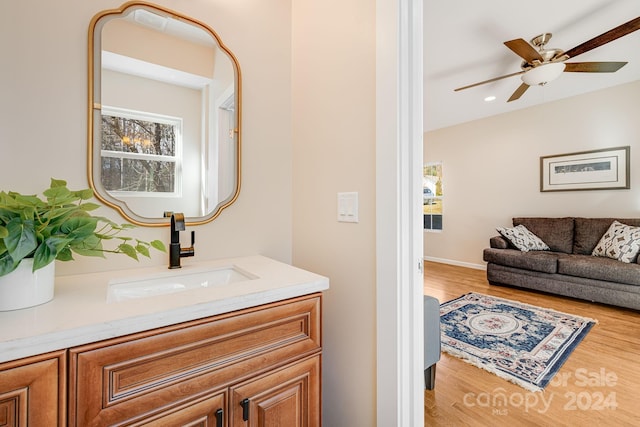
[167,212,195,269]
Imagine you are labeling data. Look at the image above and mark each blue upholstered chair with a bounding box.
[424,295,441,390]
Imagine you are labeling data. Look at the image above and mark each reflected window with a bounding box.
[424,162,443,231]
[100,107,182,196]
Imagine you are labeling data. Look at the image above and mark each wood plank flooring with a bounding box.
[423,261,640,427]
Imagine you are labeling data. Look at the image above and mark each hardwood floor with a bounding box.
[423,261,640,427]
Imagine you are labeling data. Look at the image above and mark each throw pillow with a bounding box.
[592,220,640,263]
[497,225,550,252]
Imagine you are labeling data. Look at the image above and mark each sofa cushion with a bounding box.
[497,225,550,252]
[513,217,574,254]
[573,218,640,255]
[483,248,559,274]
[591,220,640,263]
[558,254,640,286]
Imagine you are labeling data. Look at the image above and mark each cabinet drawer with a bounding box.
[69,294,320,426]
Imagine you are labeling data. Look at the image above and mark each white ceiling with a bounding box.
[424,0,640,131]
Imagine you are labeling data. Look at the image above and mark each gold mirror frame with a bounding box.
[88,1,241,226]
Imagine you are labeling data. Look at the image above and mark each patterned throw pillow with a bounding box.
[592,220,640,263]
[496,225,550,252]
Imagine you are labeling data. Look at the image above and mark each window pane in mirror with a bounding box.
[101,157,177,193]
[101,110,180,194]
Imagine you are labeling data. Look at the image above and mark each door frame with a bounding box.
[375,0,424,425]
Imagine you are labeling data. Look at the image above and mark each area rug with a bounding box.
[440,292,596,391]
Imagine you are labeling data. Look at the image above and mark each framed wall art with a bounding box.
[540,146,630,192]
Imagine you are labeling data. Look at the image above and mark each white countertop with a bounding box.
[0,255,329,364]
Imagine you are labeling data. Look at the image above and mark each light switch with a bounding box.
[337,192,359,223]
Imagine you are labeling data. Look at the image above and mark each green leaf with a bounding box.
[11,194,42,208]
[150,240,166,252]
[59,216,98,239]
[56,247,74,262]
[50,178,67,188]
[70,234,104,256]
[118,243,138,260]
[76,188,94,200]
[0,253,18,276]
[20,205,37,221]
[44,235,74,255]
[135,243,150,258]
[40,206,82,225]
[5,218,37,261]
[94,232,115,240]
[32,240,58,271]
[43,185,73,202]
[0,225,7,239]
[79,202,101,212]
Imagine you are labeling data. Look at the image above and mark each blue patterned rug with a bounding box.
[440,292,596,391]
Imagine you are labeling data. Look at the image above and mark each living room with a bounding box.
[422,1,639,425]
[424,81,640,268]
[422,80,640,427]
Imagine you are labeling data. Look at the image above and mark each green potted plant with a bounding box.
[0,178,166,310]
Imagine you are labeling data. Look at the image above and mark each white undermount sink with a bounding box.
[107,265,258,302]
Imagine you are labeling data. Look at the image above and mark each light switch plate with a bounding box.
[337,192,359,223]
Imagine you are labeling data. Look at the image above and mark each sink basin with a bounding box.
[107,266,258,302]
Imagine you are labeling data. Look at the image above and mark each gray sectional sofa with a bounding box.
[483,217,640,310]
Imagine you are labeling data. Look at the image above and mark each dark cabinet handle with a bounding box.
[215,408,223,427]
[241,398,250,421]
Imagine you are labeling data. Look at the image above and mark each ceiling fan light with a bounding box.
[521,62,566,86]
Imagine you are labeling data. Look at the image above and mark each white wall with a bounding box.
[291,0,377,425]
[424,81,640,267]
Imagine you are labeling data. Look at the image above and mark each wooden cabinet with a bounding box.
[68,293,322,426]
[0,350,66,427]
[231,355,320,426]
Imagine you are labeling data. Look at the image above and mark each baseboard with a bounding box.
[423,256,486,271]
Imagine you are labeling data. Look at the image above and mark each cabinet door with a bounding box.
[131,390,227,427]
[0,350,66,427]
[230,355,320,427]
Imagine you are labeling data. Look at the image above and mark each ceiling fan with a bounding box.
[455,16,640,102]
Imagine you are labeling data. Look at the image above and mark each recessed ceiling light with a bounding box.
[484,96,496,102]
[134,8,167,31]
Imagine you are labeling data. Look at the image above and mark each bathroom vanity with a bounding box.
[0,255,328,426]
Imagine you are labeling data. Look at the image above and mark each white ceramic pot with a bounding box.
[0,259,55,311]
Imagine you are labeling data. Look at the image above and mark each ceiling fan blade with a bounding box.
[454,71,525,92]
[564,61,628,72]
[563,16,640,59]
[507,83,529,102]
[504,39,544,63]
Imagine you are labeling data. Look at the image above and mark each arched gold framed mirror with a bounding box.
[88,1,241,226]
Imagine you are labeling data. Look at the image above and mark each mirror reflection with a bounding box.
[89,2,241,226]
